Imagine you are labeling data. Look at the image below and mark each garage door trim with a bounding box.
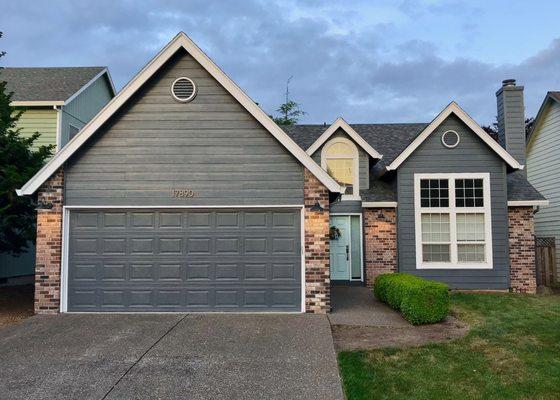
[60,205,305,313]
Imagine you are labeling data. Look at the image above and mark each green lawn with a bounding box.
[338,293,560,400]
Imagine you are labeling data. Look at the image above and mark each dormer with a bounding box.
[306,117,382,200]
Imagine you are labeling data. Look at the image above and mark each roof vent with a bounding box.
[171,77,197,102]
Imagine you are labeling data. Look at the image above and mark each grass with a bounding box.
[338,293,560,400]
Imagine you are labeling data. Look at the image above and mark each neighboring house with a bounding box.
[17,33,546,315]
[0,67,115,283]
[526,91,560,282]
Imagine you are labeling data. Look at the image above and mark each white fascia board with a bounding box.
[385,102,523,171]
[11,101,65,107]
[306,117,383,159]
[507,200,549,207]
[17,32,341,196]
[362,201,397,208]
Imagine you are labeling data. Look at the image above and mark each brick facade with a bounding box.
[35,168,64,314]
[363,208,398,287]
[508,206,537,294]
[303,169,331,313]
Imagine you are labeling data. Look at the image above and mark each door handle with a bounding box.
[346,245,349,261]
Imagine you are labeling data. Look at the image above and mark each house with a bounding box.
[0,67,115,284]
[17,33,546,314]
[526,91,560,283]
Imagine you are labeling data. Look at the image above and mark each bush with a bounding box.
[373,273,449,325]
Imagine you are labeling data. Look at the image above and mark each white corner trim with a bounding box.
[17,32,341,196]
[54,105,62,152]
[362,201,397,208]
[414,172,493,270]
[300,207,306,313]
[60,207,70,313]
[10,101,65,107]
[508,200,549,207]
[306,117,382,159]
[386,102,523,171]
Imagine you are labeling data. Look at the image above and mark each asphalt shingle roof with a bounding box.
[283,123,545,202]
[507,171,546,202]
[0,67,106,102]
[284,123,428,169]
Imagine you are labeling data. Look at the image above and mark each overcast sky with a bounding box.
[1,0,559,125]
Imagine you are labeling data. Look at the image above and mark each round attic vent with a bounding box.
[171,77,197,102]
[441,130,460,148]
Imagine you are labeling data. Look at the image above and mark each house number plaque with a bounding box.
[172,189,195,198]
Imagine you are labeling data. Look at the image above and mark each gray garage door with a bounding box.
[67,209,302,312]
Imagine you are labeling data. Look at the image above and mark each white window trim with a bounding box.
[414,173,493,270]
[321,137,360,197]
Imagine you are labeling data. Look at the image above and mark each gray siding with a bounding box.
[64,49,304,206]
[527,100,560,279]
[397,114,509,289]
[330,200,362,214]
[497,85,526,167]
[311,129,369,190]
[60,74,114,147]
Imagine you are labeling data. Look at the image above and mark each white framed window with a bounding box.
[321,137,359,197]
[414,173,493,269]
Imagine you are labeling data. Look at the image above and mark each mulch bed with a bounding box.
[331,316,469,351]
[0,285,34,330]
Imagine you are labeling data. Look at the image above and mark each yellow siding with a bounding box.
[15,108,58,150]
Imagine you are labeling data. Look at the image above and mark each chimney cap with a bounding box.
[502,79,516,87]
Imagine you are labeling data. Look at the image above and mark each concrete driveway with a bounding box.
[0,314,343,400]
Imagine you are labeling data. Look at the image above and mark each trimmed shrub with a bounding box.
[373,273,449,325]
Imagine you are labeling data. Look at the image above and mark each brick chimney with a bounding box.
[496,79,526,170]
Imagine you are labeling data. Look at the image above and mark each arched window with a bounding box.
[321,138,359,196]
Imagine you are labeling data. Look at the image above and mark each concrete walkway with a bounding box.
[0,314,344,400]
[329,285,409,327]
[328,286,469,351]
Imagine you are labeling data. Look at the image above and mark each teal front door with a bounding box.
[330,216,351,280]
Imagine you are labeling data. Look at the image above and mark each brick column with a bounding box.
[304,169,330,313]
[35,168,64,314]
[364,208,397,288]
[508,206,536,293]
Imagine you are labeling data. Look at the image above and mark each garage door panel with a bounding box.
[68,209,301,312]
[68,287,301,312]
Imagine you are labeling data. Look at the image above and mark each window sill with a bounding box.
[340,195,361,201]
[416,263,493,270]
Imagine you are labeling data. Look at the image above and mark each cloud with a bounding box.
[0,0,558,125]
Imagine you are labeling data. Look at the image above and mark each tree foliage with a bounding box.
[272,100,306,125]
[482,117,535,139]
[271,76,306,125]
[0,32,54,255]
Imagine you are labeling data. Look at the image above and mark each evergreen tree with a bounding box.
[0,32,54,254]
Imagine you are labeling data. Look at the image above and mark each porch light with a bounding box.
[310,202,324,212]
[36,202,53,210]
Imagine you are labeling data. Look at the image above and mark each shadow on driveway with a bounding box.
[0,314,343,400]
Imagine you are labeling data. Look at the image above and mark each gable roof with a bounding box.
[17,32,341,196]
[284,122,427,165]
[527,91,560,146]
[284,102,524,173]
[305,117,382,158]
[0,67,115,106]
[385,102,523,171]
